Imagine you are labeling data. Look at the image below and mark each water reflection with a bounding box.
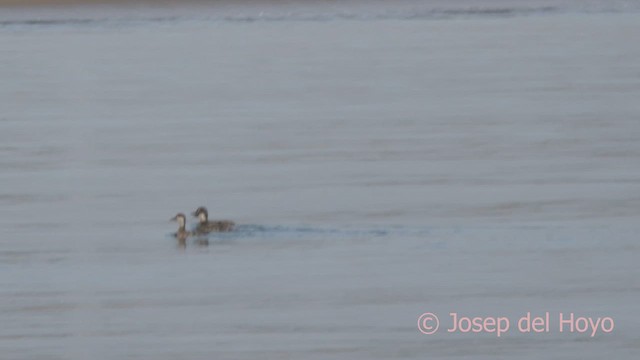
[175,236,209,249]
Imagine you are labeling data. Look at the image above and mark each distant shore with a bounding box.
[0,0,141,6]
[0,0,349,7]
[0,0,126,5]
[0,0,244,7]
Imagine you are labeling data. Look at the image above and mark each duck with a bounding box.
[191,206,235,234]
[170,213,193,242]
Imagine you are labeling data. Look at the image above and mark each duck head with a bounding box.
[170,213,187,229]
[191,206,208,223]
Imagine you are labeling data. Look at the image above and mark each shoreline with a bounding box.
[0,0,144,6]
[0,0,267,8]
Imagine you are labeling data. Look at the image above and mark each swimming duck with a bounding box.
[170,213,193,242]
[191,206,235,234]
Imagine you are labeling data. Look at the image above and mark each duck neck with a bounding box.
[177,218,186,231]
[198,213,208,224]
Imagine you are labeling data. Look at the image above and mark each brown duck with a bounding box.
[191,206,235,234]
[170,213,193,242]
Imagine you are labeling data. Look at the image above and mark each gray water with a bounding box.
[1,1,640,359]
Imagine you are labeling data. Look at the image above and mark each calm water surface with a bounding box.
[1,2,639,359]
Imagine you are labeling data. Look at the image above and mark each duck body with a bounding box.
[192,206,235,234]
[194,220,235,234]
[171,213,194,241]
[174,228,193,240]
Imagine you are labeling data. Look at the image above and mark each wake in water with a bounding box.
[169,224,392,242]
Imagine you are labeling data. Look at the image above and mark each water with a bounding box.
[1,1,639,358]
